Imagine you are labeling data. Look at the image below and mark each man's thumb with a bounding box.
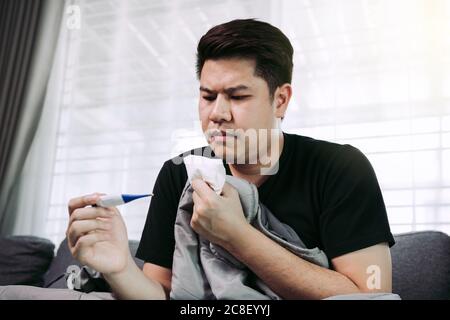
[220,182,236,197]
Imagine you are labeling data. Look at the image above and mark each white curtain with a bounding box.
[16,0,450,246]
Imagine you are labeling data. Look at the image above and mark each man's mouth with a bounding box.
[208,129,238,143]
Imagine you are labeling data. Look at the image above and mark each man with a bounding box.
[66,19,395,300]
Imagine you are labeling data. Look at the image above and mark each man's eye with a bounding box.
[203,96,216,101]
[231,95,250,100]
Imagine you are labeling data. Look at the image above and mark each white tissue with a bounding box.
[183,155,226,194]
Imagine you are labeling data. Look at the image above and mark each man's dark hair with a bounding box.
[196,19,293,98]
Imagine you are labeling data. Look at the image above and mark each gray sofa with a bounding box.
[0,231,449,299]
[391,231,450,299]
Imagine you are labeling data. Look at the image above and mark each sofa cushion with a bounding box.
[392,231,450,300]
[43,238,144,290]
[0,236,54,287]
[0,285,115,300]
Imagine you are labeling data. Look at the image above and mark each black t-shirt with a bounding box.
[136,132,395,269]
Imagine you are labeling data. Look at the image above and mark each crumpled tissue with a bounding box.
[183,155,226,194]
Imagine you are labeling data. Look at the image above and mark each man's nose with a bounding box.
[209,94,232,122]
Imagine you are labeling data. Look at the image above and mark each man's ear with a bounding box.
[273,83,292,119]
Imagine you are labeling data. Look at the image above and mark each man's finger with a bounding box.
[69,207,112,226]
[192,190,208,210]
[68,192,106,215]
[191,179,217,200]
[72,232,110,257]
[67,219,110,248]
[220,182,238,197]
[192,190,200,205]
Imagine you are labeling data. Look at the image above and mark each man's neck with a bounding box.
[228,133,284,187]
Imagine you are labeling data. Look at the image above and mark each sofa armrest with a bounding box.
[0,236,54,287]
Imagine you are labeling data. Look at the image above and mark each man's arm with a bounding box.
[103,259,171,300]
[224,225,392,299]
[331,242,392,293]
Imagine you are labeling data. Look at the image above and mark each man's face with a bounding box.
[199,58,278,162]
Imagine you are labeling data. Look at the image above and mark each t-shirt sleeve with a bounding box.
[319,145,395,260]
[135,160,186,269]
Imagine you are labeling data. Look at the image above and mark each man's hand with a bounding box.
[66,193,132,276]
[191,179,249,247]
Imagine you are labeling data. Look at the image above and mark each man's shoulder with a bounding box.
[285,132,367,170]
[286,132,359,157]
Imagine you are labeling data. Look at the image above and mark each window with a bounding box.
[43,0,450,245]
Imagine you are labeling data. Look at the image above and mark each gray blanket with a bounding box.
[170,175,330,300]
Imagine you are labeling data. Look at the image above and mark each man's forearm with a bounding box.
[103,256,167,300]
[224,226,361,300]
